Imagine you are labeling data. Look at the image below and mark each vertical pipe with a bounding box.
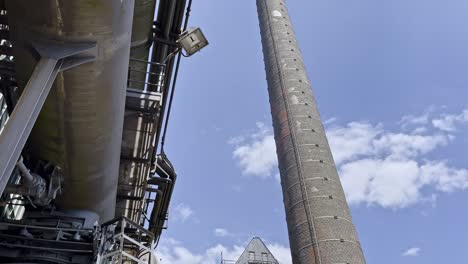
[256,1,366,263]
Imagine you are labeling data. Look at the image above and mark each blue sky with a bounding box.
[155,1,468,263]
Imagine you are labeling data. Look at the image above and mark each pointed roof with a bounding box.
[235,237,279,264]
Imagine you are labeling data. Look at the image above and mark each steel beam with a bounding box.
[0,42,96,196]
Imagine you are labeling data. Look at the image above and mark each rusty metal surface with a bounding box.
[257,0,366,263]
[6,0,135,222]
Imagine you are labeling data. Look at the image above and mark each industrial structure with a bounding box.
[235,237,279,264]
[0,0,366,263]
[256,0,366,263]
[0,0,207,263]
[221,237,279,264]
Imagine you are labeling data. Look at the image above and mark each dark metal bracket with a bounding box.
[151,36,179,48]
[0,41,97,195]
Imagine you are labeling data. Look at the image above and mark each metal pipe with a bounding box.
[147,156,176,236]
[152,0,178,69]
[256,1,366,263]
[160,0,177,62]
[147,187,164,227]
[152,0,187,157]
[159,0,192,150]
[147,181,169,230]
[16,156,33,183]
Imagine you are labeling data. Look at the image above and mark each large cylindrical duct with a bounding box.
[6,0,135,222]
[256,0,366,263]
[128,0,157,90]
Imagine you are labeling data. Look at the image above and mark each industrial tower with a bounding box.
[257,0,366,263]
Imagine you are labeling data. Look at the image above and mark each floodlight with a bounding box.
[177,27,209,56]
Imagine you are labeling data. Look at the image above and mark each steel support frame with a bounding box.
[97,216,154,264]
[0,41,96,195]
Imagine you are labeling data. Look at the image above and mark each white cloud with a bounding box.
[326,121,451,165]
[432,109,468,131]
[372,132,450,158]
[402,247,421,257]
[230,122,278,178]
[227,135,246,146]
[328,119,467,208]
[322,108,468,208]
[268,243,293,264]
[326,122,382,165]
[339,158,468,208]
[411,126,428,134]
[231,108,468,209]
[173,203,194,223]
[323,117,337,125]
[400,113,430,127]
[214,228,231,237]
[156,238,291,264]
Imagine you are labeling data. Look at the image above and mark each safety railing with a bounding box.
[127,58,165,92]
[117,57,166,226]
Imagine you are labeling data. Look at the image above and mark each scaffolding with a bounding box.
[97,216,155,264]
